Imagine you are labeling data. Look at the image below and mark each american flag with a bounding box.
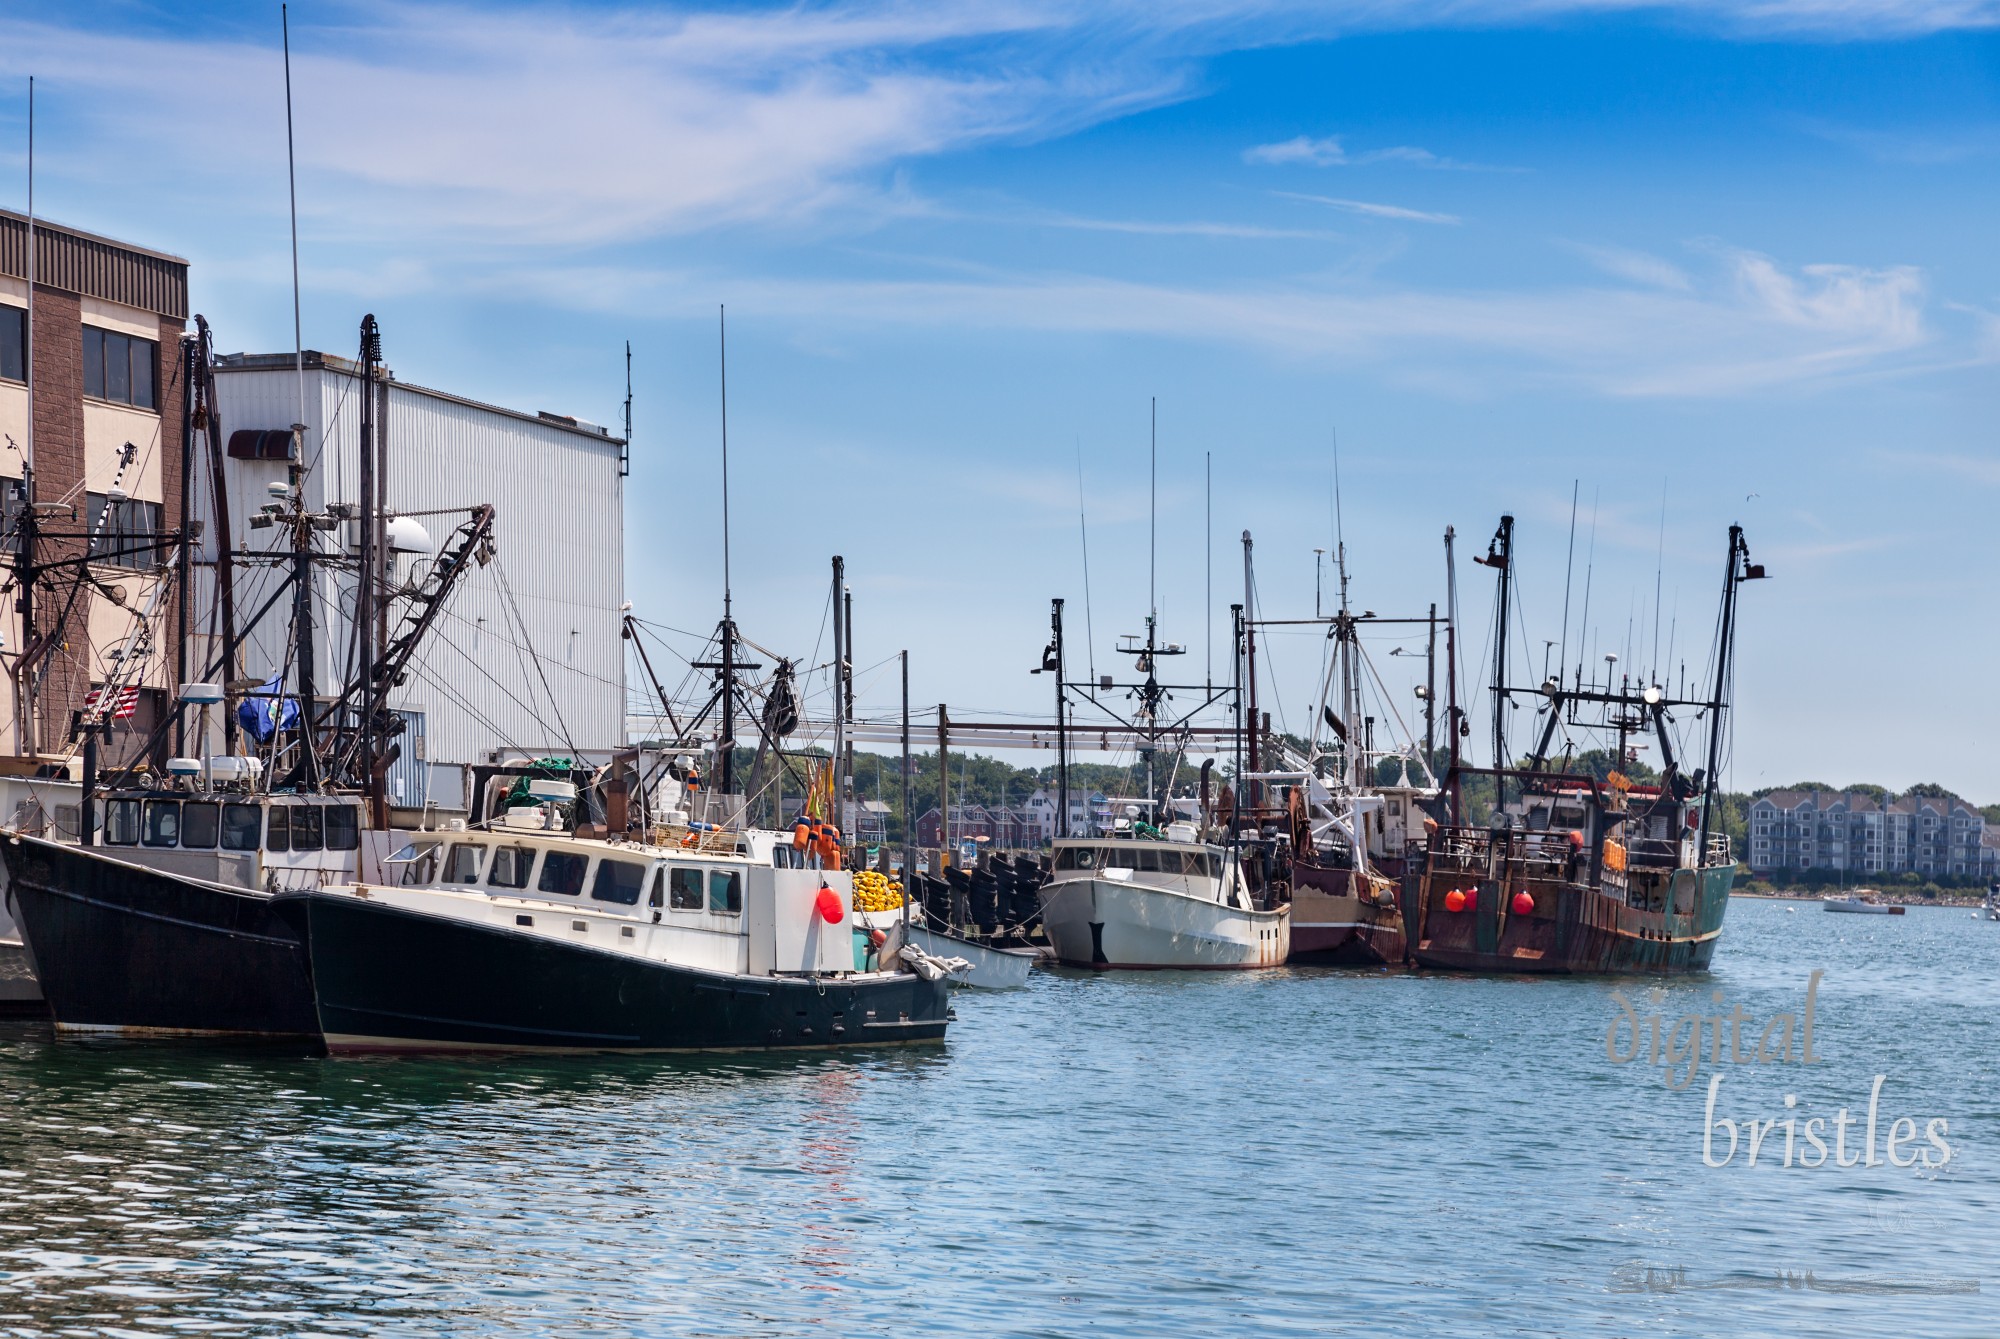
[84,684,140,719]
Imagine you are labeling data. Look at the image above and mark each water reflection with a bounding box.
[0,903,1995,1336]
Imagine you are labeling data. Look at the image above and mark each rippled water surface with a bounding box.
[1,899,1996,1336]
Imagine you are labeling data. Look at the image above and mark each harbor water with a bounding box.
[0,899,1993,1336]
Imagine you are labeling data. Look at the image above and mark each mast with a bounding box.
[831,555,845,831]
[174,334,196,757]
[290,471,318,790]
[1241,531,1258,788]
[356,315,380,819]
[1230,602,1244,835]
[1052,598,1067,839]
[1424,601,1437,765]
[1486,515,1513,781]
[194,319,241,752]
[1697,525,1762,859]
[16,76,34,755]
[900,649,912,913]
[843,584,855,832]
[717,305,735,799]
[1444,526,1461,826]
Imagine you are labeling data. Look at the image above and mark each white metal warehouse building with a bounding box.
[198,349,626,812]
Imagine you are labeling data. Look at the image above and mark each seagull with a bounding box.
[1745,493,1760,501]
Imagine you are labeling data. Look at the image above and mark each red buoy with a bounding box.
[815,883,845,924]
[1444,888,1466,913]
[1463,888,1479,913]
[1512,891,1535,916]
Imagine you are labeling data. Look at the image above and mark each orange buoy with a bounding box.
[1512,891,1535,916]
[792,820,810,851]
[814,883,845,924]
[1567,829,1584,848]
[1444,888,1466,913]
[1463,888,1479,912]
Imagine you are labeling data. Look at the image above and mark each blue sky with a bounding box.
[3,1,1998,798]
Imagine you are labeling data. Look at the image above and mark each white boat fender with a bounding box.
[899,944,974,982]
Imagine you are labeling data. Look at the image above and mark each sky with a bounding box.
[2,0,1998,799]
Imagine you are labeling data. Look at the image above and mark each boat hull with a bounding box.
[290,891,952,1054]
[1410,862,1735,975]
[905,924,1037,989]
[1823,899,1903,915]
[1,835,317,1037]
[1286,863,1407,966]
[1037,877,1289,970]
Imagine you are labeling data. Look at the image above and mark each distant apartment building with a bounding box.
[1747,789,1999,880]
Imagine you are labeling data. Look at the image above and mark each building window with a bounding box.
[86,493,163,570]
[0,305,22,383]
[82,326,157,410]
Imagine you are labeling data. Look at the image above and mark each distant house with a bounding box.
[913,803,1045,850]
[1747,789,1996,879]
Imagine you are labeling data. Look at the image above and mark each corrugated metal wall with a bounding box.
[202,363,626,778]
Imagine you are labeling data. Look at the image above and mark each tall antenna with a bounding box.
[620,339,632,478]
[1075,437,1096,682]
[1148,396,1157,621]
[282,6,304,444]
[1651,476,1667,682]
[1576,487,1599,684]
[1557,479,1578,685]
[718,305,731,619]
[22,76,32,476]
[1205,449,1211,687]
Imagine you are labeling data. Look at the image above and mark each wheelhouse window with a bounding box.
[487,846,535,889]
[221,803,262,851]
[141,799,180,847]
[325,806,360,851]
[181,802,220,850]
[537,851,589,897]
[82,325,157,410]
[0,305,22,383]
[290,806,323,852]
[266,806,290,853]
[387,840,440,887]
[708,869,742,914]
[667,867,703,909]
[442,843,486,885]
[591,859,647,906]
[105,798,140,846]
[1055,845,1099,870]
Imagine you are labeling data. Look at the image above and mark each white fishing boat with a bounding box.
[1038,825,1288,970]
[1823,893,1903,916]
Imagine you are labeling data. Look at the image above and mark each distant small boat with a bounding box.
[1823,894,1903,916]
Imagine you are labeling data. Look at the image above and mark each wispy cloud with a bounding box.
[1568,243,1693,291]
[1245,133,1495,170]
[2,0,1992,260]
[496,245,1957,398]
[1276,191,1462,225]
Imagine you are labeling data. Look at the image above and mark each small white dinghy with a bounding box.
[856,908,1036,989]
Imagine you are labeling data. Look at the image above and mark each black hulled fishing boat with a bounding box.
[4,319,503,1038]
[282,783,952,1054]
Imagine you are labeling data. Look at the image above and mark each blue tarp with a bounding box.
[237,674,300,743]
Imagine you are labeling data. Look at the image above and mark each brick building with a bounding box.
[0,209,188,765]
